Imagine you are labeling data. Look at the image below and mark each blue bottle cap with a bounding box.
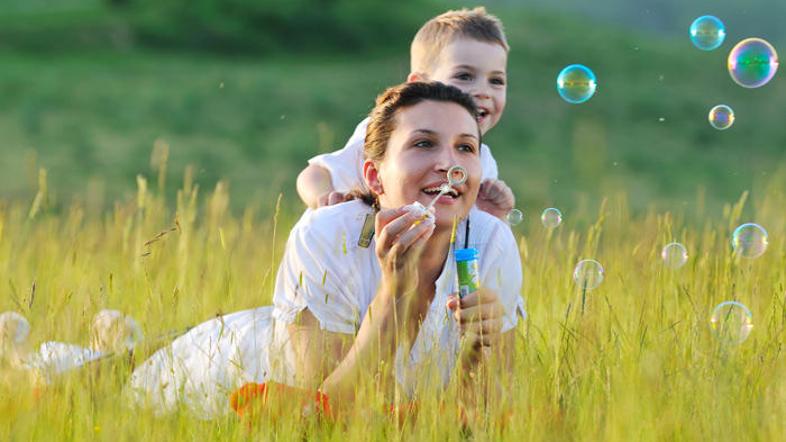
[454,247,479,262]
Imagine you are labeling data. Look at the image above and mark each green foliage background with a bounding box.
[1,0,785,219]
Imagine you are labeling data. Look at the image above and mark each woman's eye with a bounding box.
[414,140,433,148]
[458,143,476,153]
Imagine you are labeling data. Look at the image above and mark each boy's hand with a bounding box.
[476,179,515,221]
[316,191,355,208]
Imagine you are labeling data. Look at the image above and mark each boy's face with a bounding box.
[419,38,508,135]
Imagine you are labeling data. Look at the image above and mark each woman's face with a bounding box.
[364,100,481,229]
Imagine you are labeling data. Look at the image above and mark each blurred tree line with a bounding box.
[0,0,442,54]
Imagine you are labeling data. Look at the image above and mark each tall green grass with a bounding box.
[1,160,784,440]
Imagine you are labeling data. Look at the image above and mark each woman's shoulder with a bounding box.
[293,200,377,257]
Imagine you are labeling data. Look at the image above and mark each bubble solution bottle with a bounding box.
[455,248,480,299]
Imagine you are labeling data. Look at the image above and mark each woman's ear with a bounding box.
[363,160,384,195]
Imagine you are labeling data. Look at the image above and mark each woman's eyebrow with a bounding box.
[412,129,477,140]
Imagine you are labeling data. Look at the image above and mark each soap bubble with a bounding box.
[689,15,726,51]
[556,64,597,104]
[541,208,563,228]
[573,259,604,290]
[447,165,467,186]
[708,104,735,130]
[728,38,779,88]
[506,209,523,226]
[731,223,768,259]
[710,301,753,345]
[661,242,688,269]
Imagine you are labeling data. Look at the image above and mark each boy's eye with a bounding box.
[491,77,506,86]
[455,72,473,81]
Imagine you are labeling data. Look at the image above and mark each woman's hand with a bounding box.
[374,206,435,280]
[447,288,504,349]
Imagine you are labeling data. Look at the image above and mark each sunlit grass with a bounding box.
[1,163,785,440]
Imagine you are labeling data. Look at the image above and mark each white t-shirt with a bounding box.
[270,199,524,396]
[308,118,500,193]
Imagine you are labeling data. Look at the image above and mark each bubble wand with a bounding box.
[425,165,467,211]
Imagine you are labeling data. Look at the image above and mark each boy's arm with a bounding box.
[296,164,334,209]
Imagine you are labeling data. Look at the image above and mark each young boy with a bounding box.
[296,7,515,220]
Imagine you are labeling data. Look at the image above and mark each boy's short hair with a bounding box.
[411,7,509,74]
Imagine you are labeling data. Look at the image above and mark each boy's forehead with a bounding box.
[434,38,507,71]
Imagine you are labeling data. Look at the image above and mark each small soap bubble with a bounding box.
[506,209,523,226]
[689,15,726,51]
[731,223,768,258]
[556,64,597,104]
[708,105,735,130]
[710,301,753,345]
[661,242,688,269]
[541,208,563,228]
[447,165,467,186]
[573,259,604,290]
[728,38,779,88]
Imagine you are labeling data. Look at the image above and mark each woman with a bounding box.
[128,81,525,418]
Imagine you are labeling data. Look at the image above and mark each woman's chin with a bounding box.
[433,204,470,228]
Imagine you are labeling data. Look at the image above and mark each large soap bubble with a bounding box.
[661,242,689,269]
[506,209,524,226]
[710,301,753,345]
[708,105,735,130]
[689,15,726,51]
[556,64,597,104]
[573,259,604,290]
[731,223,768,259]
[541,208,563,228]
[728,38,779,88]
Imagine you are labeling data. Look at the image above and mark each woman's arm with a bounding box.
[288,207,436,406]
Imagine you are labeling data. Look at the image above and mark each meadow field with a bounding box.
[2,1,786,440]
[1,166,786,440]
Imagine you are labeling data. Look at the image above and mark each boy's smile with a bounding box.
[418,38,507,135]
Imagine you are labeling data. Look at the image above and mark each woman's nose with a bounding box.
[435,146,460,171]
